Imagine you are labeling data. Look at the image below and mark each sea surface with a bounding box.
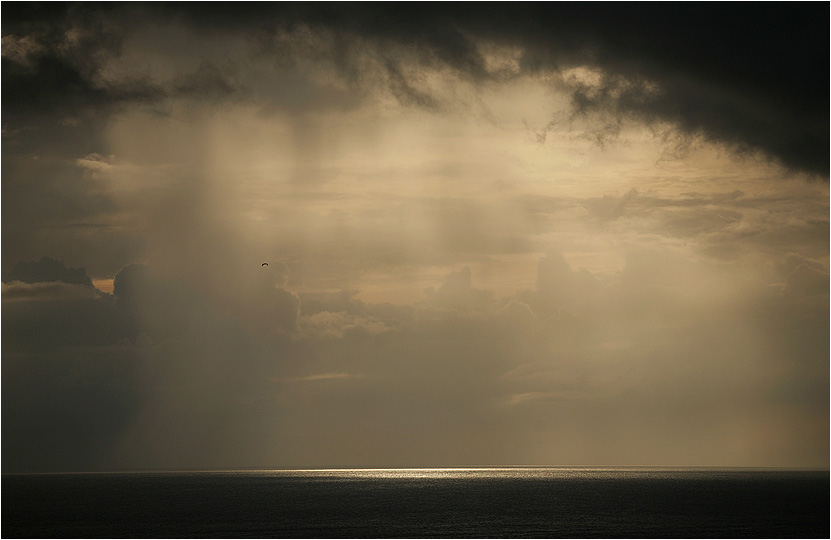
[3,468,828,538]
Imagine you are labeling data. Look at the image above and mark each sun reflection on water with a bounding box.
[235,467,751,481]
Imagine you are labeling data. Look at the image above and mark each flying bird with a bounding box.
[262,262,268,266]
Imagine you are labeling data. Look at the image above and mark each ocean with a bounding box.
[3,468,828,538]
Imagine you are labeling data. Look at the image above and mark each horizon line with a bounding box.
[5,465,829,476]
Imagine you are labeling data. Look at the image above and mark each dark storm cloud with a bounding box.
[4,3,826,174]
[1,3,160,121]
[173,61,238,98]
[384,59,442,111]
[496,3,827,176]
[1,50,161,119]
[3,258,304,472]
[1,4,227,124]
[2,258,139,471]
[2,259,127,351]
[2,2,150,276]
[139,2,827,176]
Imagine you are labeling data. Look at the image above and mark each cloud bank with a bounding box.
[3,240,827,470]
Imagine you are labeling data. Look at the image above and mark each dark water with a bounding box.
[3,468,828,538]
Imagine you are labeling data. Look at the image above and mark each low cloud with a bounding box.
[5,256,94,287]
[2,245,827,470]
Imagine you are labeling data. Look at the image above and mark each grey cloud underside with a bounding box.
[3,3,827,176]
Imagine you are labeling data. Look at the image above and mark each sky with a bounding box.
[2,3,828,472]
